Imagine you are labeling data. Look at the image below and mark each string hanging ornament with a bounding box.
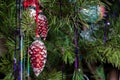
[36,9,48,40]
[79,1,105,23]
[79,0,106,42]
[23,0,48,76]
[80,24,99,42]
[23,0,48,40]
[28,40,47,76]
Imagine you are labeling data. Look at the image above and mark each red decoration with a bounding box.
[23,1,29,8]
[23,0,38,8]
[23,0,48,40]
[28,40,47,76]
[23,0,48,77]
[36,10,48,40]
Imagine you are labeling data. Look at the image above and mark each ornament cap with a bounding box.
[38,10,43,14]
[36,35,40,38]
[34,36,41,41]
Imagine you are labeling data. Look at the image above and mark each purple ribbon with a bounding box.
[14,31,17,79]
[104,21,110,45]
[104,23,107,45]
[74,26,79,69]
[74,1,79,69]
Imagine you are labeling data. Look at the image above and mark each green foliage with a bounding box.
[63,50,75,64]
[0,1,16,39]
[105,16,120,68]
[0,55,13,75]
[3,73,14,80]
[94,65,105,80]
[30,69,66,80]
[42,70,66,80]
[80,15,120,68]
[72,69,84,80]
[22,10,36,37]
[0,0,119,79]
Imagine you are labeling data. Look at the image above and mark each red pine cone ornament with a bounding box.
[28,40,47,76]
[23,0,48,40]
[23,0,48,76]
[36,10,48,40]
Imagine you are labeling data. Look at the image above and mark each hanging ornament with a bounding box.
[79,2,105,23]
[80,29,96,42]
[80,24,99,42]
[36,9,48,40]
[28,40,47,76]
[23,0,48,40]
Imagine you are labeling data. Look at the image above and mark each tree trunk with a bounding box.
[108,68,118,80]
